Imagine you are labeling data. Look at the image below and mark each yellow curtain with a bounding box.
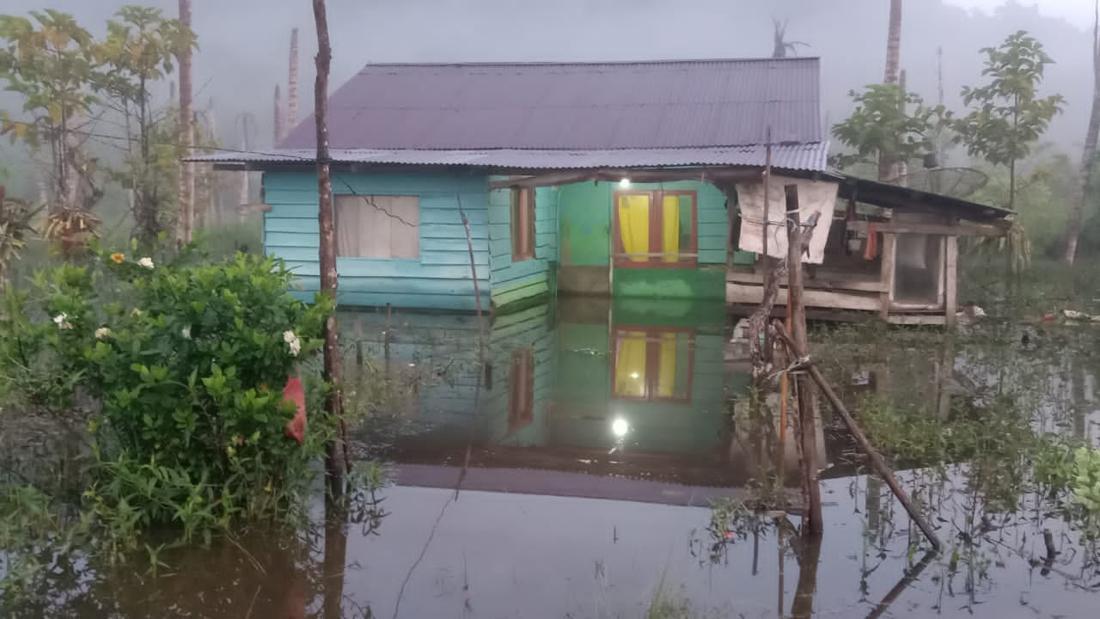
[618,195,650,262]
[614,331,647,397]
[661,195,680,263]
[656,332,677,397]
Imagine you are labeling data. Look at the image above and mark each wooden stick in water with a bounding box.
[771,320,943,552]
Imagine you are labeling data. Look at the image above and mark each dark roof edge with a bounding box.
[835,173,1013,220]
[353,57,821,69]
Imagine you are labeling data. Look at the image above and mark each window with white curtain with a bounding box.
[334,195,419,259]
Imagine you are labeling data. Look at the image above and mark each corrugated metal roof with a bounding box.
[281,58,822,151]
[189,143,829,172]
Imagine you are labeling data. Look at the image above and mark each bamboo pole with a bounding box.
[771,321,943,551]
[784,184,823,536]
[313,0,345,497]
[287,28,300,131]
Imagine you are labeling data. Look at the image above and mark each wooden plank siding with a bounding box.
[488,183,559,310]
[262,170,492,311]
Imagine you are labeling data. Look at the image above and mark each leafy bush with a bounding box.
[0,250,331,528]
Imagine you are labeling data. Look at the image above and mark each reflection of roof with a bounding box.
[392,463,801,508]
[835,174,1013,221]
[191,57,828,172]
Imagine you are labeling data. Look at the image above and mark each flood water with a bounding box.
[6,297,1100,617]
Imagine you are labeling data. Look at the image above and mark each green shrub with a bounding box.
[0,250,332,527]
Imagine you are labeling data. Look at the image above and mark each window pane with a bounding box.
[613,331,648,397]
[388,196,420,259]
[678,195,693,258]
[618,194,650,262]
[335,196,360,256]
[333,195,419,259]
[660,194,680,263]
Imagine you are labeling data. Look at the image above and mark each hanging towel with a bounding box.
[863,223,879,261]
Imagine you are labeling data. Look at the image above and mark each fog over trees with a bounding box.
[0,0,1092,159]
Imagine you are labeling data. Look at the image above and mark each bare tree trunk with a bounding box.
[1063,0,1100,265]
[274,84,284,145]
[884,0,902,84]
[177,0,194,245]
[313,0,345,497]
[880,0,903,182]
[288,28,300,132]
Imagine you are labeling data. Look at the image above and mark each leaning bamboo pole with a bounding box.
[771,321,942,551]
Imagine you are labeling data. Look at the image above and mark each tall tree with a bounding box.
[1062,1,1100,265]
[98,6,194,247]
[0,10,103,214]
[273,83,283,145]
[287,27,300,132]
[176,0,193,244]
[880,0,903,181]
[884,0,902,84]
[955,32,1063,211]
[771,19,806,59]
[313,0,344,496]
[832,84,946,173]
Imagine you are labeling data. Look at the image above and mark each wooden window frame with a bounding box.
[507,347,535,434]
[612,190,698,268]
[511,187,537,262]
[610,326,696,403]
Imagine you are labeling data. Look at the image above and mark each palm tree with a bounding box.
[1063,0,1100,264]
[884,0,902,84]
[177,0,194,244]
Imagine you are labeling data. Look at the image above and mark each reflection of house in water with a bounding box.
[341,298,753,504]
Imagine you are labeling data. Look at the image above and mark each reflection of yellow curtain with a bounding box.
[656,332,677,397]
[618,195,650,262]
[662,195,680,263]
[614,332,647,397]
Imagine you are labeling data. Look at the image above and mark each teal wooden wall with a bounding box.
[488,184,559,309]
[262,170,491,311]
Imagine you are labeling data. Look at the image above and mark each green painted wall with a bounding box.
[557,180,729,300]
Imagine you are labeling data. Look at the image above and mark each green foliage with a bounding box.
[96,6,195,246]
[0,192,40,288]
[0,10,102,147]
[0,251,333,528]
[954,31,1064,208]
[831,83,948,170]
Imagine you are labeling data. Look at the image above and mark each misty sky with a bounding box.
[0,0,1095,165]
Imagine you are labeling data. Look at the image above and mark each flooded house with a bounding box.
[200,57,1011,325]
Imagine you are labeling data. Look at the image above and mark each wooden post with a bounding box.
[784,184,823,536]
[879,232,897,320]
[313,0,345,497]
[944,235,958,328]
[771,321,943,552]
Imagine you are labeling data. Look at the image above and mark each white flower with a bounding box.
[283,330,301,357]
[181,325,192,340]
[137,257,154,269]
[94,327,112,340]
[52,313,73,330]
